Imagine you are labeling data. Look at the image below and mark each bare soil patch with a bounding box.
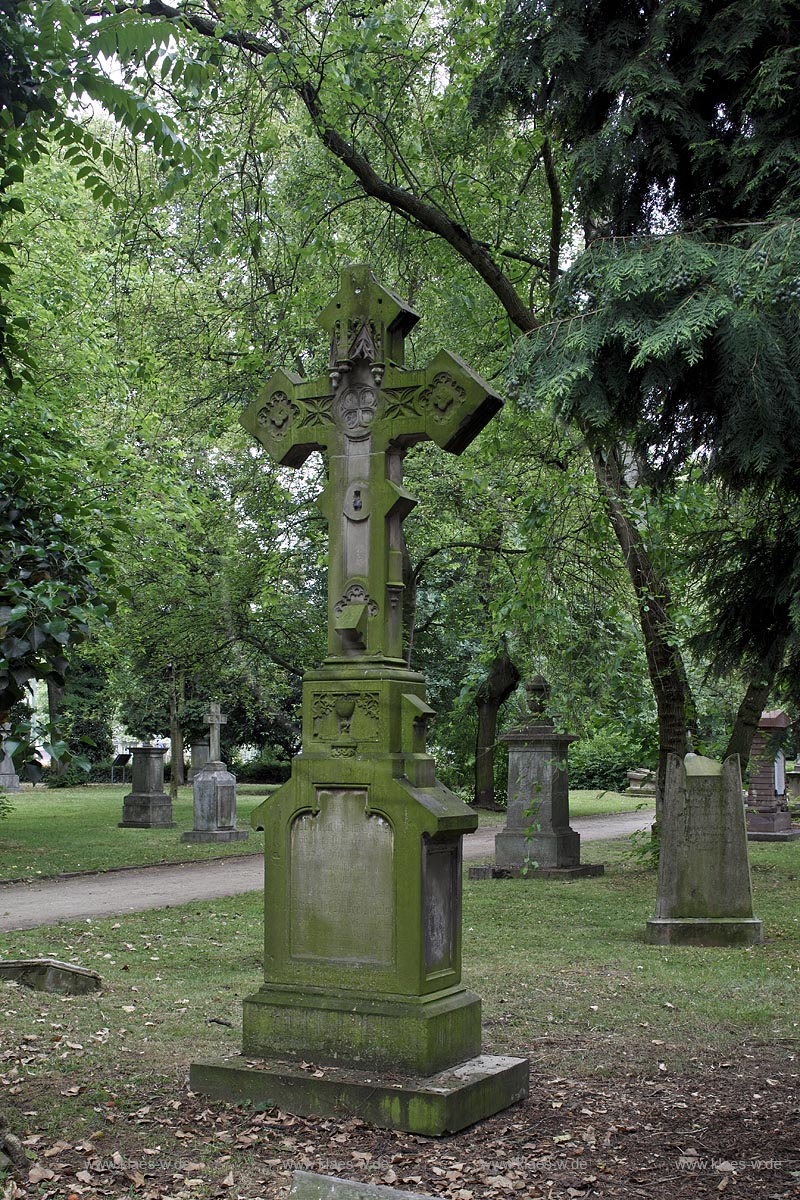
[3,1043,798,1200]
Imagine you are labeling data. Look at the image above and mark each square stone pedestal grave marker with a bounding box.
[469,677,603,880]
[190,265,528,1134]
[119,746,173,828]
[646,753,762,946]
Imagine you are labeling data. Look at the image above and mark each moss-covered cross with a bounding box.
[241,265,502,662]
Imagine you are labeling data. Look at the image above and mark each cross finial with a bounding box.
[204,701,228,763]
[240,265,502,664]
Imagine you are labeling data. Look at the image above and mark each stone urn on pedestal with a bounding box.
[470,676,603,880]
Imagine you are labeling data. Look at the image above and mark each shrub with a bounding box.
[569,729,651,792]
[233,758,291,784]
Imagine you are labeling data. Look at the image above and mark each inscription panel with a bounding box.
[290,789,394,965]
[422,838,458,976]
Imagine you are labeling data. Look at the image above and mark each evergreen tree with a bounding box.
[476,0,800,724]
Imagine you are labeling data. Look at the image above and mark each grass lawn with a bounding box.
[0,786,648,881]
[0,838,796,1198]
[0,786,273,882]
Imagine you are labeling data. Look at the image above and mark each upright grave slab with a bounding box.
[119,745,173,828]
[191,265,528,1134]
[746,710,800,842]
[182,703,247,844]
[189,739,210,781]
[646,753,762,946]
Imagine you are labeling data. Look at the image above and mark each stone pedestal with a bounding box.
[0,725,21,793]
[646,754,762,946]
[189,740,210,782]
[746,710,800,842]
[469,679,603,881]
[181,760,248,843]
[119,746,174,828]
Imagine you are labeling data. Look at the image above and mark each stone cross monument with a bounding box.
[191,265,528,1134]
[204,701,226,762]
[181,701,247,845]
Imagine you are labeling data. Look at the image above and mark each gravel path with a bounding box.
[0,808,654,932]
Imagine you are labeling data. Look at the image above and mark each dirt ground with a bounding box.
[3,1041,798,1200]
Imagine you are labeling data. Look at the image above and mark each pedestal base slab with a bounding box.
[119,795,174,828]
[747,828,800,842]
[242,986,482,1077]
[180,829,249,843]
[468,864,604,881]
[646,917,763,946]
[190,1053,529,1136]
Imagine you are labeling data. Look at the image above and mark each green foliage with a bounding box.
[0,397,120,773]
[569,728,652,792]
[0,789,13,821]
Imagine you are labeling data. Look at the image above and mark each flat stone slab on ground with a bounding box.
[190,1053,529,1136]
[747,828,800,842]
[468,864,604,880]
[290,1172,432,1199]
[0,958,101,994]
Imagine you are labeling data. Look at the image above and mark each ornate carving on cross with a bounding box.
[241,265,502,664]
[204,701,227,762]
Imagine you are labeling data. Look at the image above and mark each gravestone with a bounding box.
[119,745,174,828]
[181,703,247,844]
[646,753,763,946]
[469,677,603,879]
[746,710,800,841]
[626,767,656,794]
[0,724,21,793]
[190,265,528,1134]
[290,1172,432,1200]
[189,739,210,781]
[0,958,101,995]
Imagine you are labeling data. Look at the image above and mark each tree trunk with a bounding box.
[591,448,696,821]
[47,677,65,776]
[724,635,788,770]
[168,664,184,800]
[474,646,520,809]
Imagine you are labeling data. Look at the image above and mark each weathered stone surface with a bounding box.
[192,265,526,1131]
[182,761,248,844]
[0,958,101,994]
[190,1053,529,1137]
[290,1170,432,1199]
[120,746,173,828]
[468,863,604,880]
[0,723,21,793]
[183,705,247,842]
[476,677,602,879]
[646,753,762,946]
[189,740,210,781]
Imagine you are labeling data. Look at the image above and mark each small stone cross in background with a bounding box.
[204,701,227,763]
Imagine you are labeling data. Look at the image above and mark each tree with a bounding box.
[474,0,800,760]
